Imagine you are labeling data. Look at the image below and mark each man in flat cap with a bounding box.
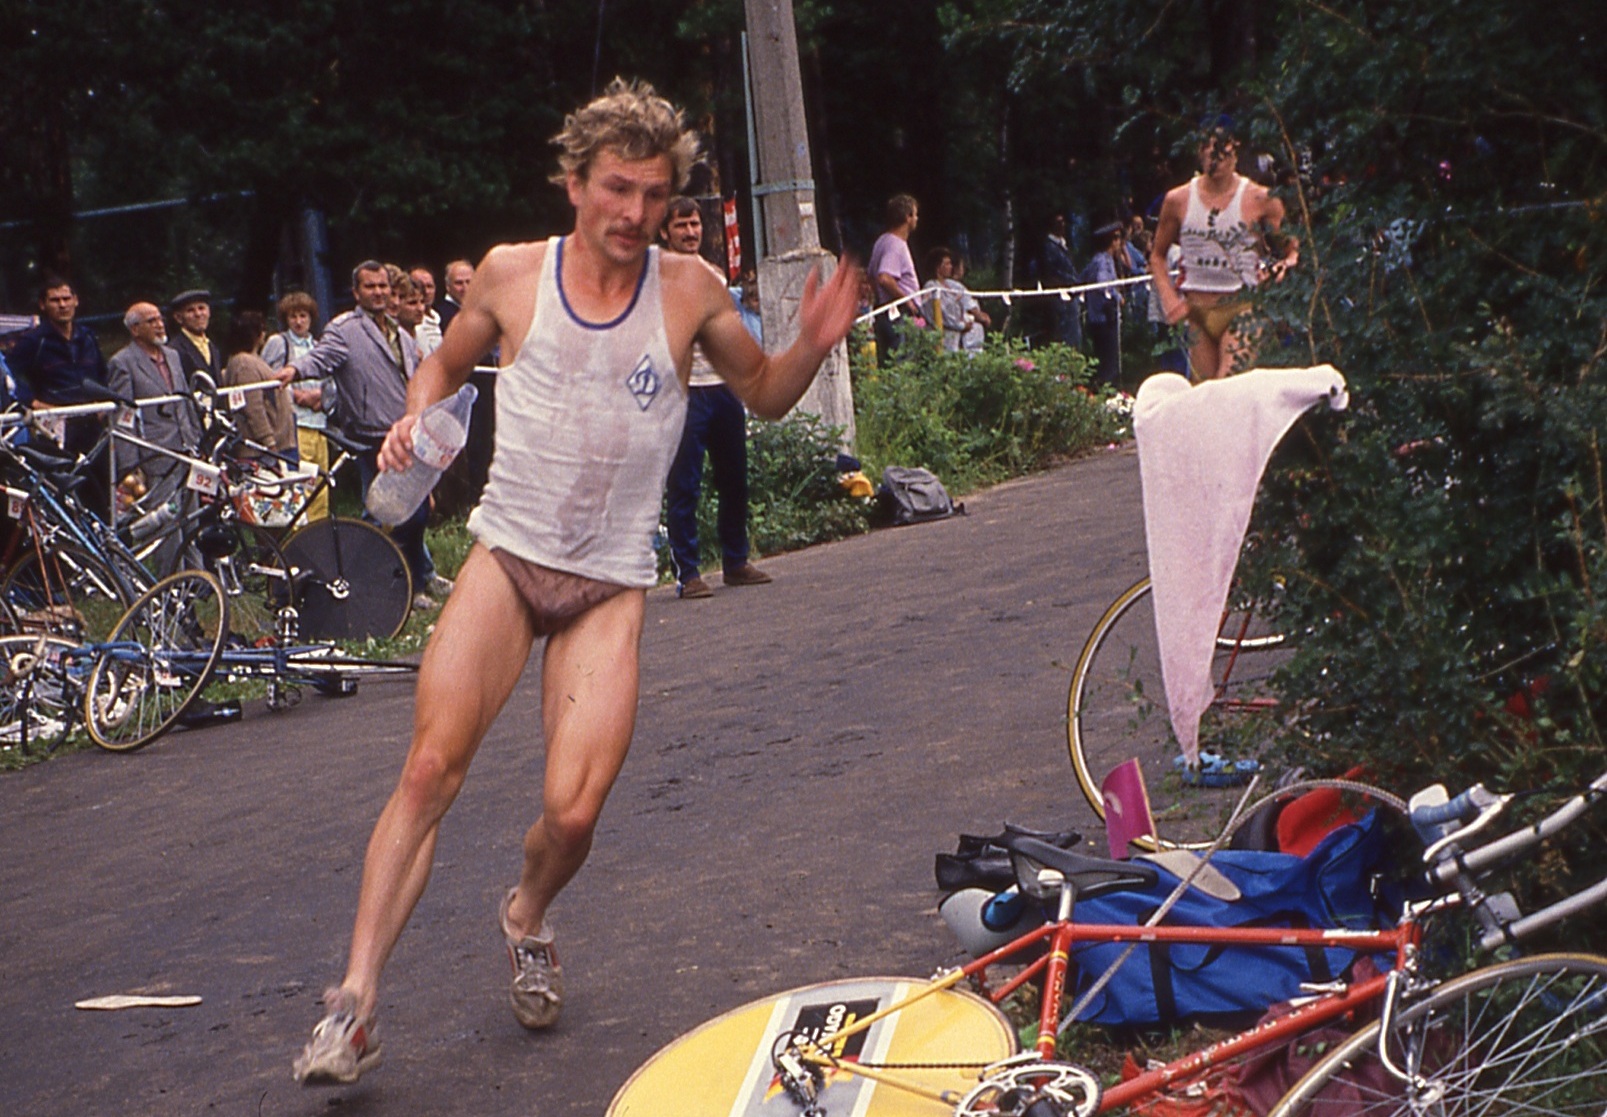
[168,289,223,384]
[1079,221,1127,385]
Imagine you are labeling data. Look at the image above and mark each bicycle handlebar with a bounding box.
[1410,786,1494,828]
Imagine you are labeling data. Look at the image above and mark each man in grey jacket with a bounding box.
[287,261,447,608]
[107,301,203,568]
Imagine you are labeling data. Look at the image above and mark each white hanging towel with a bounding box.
[1132,366,1348,764]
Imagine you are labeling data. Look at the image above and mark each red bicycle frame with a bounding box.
[960,915,1418,1112]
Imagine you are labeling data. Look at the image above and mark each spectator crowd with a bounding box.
[0,258,485,612]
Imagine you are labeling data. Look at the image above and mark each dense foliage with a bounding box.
[1229,1,1607,807]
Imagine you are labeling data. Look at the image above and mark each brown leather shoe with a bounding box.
[677,575,713,599]
[723,563,773,587]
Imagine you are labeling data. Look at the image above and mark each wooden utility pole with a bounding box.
[743,0,854,446]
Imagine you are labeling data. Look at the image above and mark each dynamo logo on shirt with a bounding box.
[626,355,661,410]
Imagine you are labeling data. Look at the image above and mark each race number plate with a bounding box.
[186,462,222,496]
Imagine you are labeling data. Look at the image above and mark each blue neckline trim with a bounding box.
[555,236,649,330]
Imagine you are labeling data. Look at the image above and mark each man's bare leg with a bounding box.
[502,588,646,937]
[337,545,538,1020]
[1187,324,1222,381]
[1218,316,1262,378]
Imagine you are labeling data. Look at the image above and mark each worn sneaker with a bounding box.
[412,592,437,612]
[429,574,455,598]
[499,888,563,1029]
[292,987,382,1085]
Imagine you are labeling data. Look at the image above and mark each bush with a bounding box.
[746,413,872,555]
[853,325,1120,493]
[1227,2,1607,819]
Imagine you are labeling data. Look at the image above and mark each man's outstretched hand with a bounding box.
[797,256,864,355]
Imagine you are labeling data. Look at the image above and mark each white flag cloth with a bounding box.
[1133,366,1349,764]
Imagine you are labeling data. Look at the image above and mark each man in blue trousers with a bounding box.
[660,196,771,599]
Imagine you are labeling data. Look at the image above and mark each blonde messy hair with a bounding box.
[549,77,701,189]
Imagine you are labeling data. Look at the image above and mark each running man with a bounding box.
[292,78,861,1084]
[1149,116,1298,380]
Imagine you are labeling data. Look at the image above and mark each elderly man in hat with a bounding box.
[168,288,223,383]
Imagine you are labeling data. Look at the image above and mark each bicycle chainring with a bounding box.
[955,1059,1101,1117]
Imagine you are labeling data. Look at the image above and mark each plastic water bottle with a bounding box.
[128,496,181,543]
[365,383,477,526]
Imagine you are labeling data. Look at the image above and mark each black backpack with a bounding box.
[878,466,962,526]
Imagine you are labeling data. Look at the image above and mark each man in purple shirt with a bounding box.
[866,193,921,362]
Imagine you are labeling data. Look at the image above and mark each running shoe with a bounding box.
[499,888,563,1029]
[292,987,382,1085]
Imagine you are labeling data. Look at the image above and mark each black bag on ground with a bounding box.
[878,466,962,525]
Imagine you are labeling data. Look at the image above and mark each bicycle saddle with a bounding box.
[1000,835,1159,902]
[937,824,1082,893]
[14,443,91,494]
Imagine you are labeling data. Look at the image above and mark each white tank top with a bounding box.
[1178,176,1262,294]
[468,236,687,587]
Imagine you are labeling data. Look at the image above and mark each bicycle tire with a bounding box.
[167,518,295,646]
[281,518,412,641]
[1068,577,1294,850]
[85,570,228,753]
[0,633,83,755]
[607,975,1016,1116]
[1269,952,1607,1117]
[1,542,136,645]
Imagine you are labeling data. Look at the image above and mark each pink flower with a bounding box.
[1014,358,1036,373]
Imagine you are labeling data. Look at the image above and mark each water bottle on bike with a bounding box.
[365,383,477,526]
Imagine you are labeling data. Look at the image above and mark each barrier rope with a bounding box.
[855,271,1168,327]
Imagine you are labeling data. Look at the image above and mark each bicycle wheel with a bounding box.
[167,519,295,645]
[1068,577,1293,849]
[0,633,83,754]
[84,570,228,753]
[607,976,1016,1116]
[1,542,135,644]
[1270,952,1607,1117]
[281,518,412,641]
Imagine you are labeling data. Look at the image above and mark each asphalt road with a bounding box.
[0,447,1145,1117]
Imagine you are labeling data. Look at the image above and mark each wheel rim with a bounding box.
[85,571,227,752]
[1069,578,1297,849]
[1276,954,1607,1116]
[281,519,412,640]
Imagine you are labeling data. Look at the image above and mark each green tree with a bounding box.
[1236,0,1607,800]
